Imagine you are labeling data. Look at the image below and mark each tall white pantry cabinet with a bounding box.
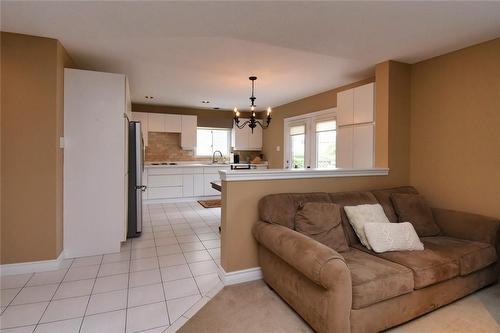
[336,82,376,168]
[64,69,130,258]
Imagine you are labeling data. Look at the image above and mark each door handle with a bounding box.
[136,185,147,192]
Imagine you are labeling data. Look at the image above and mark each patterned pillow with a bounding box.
[364,222,424,253]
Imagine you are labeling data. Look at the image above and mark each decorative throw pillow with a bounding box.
[295,202,349,253]
[391,193,440,237]
[364,222,424,253]
[343,204,390,250]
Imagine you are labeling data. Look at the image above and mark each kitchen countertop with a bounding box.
[144,162,230,168]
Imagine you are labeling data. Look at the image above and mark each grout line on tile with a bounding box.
[78,254,104,332]
[33,257,75,331]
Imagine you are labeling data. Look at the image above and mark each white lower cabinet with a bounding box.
[193,174,204,196]
[353,123,374,168]
[145,165,229,200]
[182,174,194,197]
[149,174,183,187]
[336,124,374,168]
[337,126,354,168]
[148,187,183,199]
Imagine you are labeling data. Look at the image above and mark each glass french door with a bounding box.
[313,119,336,168]
[289,123,307,168]
[285,112,337,169]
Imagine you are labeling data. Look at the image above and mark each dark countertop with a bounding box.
[210,181,221,192]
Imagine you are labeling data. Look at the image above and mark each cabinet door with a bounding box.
[337,89,354,126]
[131,112,149,146]
[353,82,375,124]
[248,123,262,150]
[182,175,194,197]
[233,118,249,150]
[336,126,353,168]
[148,113,165,132]
[164,114,182,133]
[193,174,204,196]
[353,123,374,168]
[181,115,197,150]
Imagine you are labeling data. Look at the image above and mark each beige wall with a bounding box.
[221,61,411,272]
[262,78,375,168]
[1,32,73,264]
[409,38,500,219]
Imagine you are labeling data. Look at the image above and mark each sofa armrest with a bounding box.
[253,221,349,290]
[432,208,500,246]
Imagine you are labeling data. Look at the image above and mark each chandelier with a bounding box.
[233,76,272,133]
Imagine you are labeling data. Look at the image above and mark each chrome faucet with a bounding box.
[212,150,223,164]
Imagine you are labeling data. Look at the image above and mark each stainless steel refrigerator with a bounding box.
[128,121,146,238]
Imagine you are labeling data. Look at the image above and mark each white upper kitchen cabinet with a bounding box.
[131,112,149,146]
[248,124,263,150]
[336,88,354,126]
[232,118,263,150]
[164,114,182,133]
[148,113,165,132]
[337,82,375,126]
[181,115,197,150]
[146,113,182,133]
[353,83,375,124]
[64,68,129,258]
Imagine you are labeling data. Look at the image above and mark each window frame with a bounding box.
[195,127,232,157]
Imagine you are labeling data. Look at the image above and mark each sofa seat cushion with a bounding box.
[421,236,497,276]
[352,244,459,289]
[343,248,414,309]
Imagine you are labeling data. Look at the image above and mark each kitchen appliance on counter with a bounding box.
[230,163,253,170]
[128,121,146,238]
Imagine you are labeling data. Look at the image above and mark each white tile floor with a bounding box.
[0,201,223,333]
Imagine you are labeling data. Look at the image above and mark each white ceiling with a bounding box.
[2,1,500,110]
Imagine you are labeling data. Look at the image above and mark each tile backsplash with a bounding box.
[145,132,207,162]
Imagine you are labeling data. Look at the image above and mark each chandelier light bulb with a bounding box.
[267,107,272,115]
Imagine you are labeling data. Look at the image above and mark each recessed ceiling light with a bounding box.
[202,100,210,104]
[145,96,154,99]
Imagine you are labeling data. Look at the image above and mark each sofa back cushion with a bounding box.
[391,193,441,236]
[258,192,331,229]
[328,191,379,246]
[295,202,349,252]
[371,186,419,223]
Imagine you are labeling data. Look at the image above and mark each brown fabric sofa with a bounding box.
[253,186,499,333]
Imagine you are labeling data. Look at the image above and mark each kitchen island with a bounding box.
[143,162,230,202]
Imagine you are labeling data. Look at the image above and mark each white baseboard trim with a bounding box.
[0,251,66,276]
[217,266,262,285]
